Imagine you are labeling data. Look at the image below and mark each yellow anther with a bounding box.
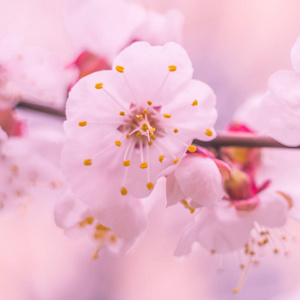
[188,145,196,153]
[119,111,125,116]
[123,160,130,166]
[149,127,155,134]
[150,134,156,140]
[137,115,143,120]
[191,99,198,106]
[173,158,179,164]
[115,140,122,147]
[147,100,152,106]
[173,128,179,133]
[140,162,148,169]
[11,165,19,172]
[78,121,87,127]
[210,249,216,255]
[136,132,142,137]
[159,155,165,162]
[84,159,92,166]
[95,83,103,89]
[120,186,127,195]
[143,109,148,114]
[168,65,177,72]
[96,224,110,231]
[147,182,154,190]
[148,141,153,146]
[126,134,130,139]
[141,123,148,132]
[110,235,117,243]
[86,217,94,225]
[180,199,195,214]
[274,248,279,254]
[116,65,124,73]
[92,252,99,260]
[163,113,172,118]
[205,129,213,136]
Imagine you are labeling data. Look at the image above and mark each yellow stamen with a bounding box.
[188,145,196,153]
[205,129,213,136]
[141,123,148,132]
[143,109,148,114]
[173,158,179,164]
[150,134,156,140]
[137,115,143,120]
[78,121,87,127]
[95,83,103,89]
[120,186,127,195]
[126,134,130,139]
[147,100,152,105]
[136,132,142,137]
[163,113,172,118]
[123,160,130,166]
[96,224,110,231]
[140,162,148,169]
[147,182,154,190]
[159,155,165,162]
[148,141,153,146]
[84,159,92,166]
[115,140,122,147]
[110,235,117,243]
[11,165,19,172]
[173,128,179,133]
[86,216,94,225]
[180,199,195,214]
[168,65,177,72]
[119,111,125,116]
[116,65,124,73]
[191,99,198,106]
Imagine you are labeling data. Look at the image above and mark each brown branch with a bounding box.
[194,132,300,149]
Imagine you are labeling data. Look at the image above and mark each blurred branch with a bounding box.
[17,101,66,118]
[194,133,300,149]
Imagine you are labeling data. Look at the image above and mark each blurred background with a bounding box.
[1,1,300,299]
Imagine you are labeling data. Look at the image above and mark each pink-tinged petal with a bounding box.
[64,0,146,63]
[55,190,90,229]
[166,171,186,207]
[112,42,193,106]
[172,155,223,207]
[134,9,184,45]
[252,191,289,228]
[161,79,217,141]
[291,35,300,74]
[212,158,231,181]
[259,71,300,146]
[175,202,254,256]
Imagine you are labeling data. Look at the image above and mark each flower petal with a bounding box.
[291,35,300,74]
[112,42,193,106]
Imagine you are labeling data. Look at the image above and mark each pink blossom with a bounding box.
[62,42,217,206]
[257,35,300,146]
[166,151,224,211]
[55,188,149,258]
[0,128,64,212]
[64,0,183,66]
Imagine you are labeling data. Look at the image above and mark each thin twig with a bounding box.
[194,132,300,149]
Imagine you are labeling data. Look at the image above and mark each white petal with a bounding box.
[175,202,253,255]
[259,71,300,146]
[112,41,193,106]
[253,191,289,228]
[173,155,223,207]
[291,35,300,74]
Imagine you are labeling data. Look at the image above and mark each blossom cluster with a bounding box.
[1,0,300,297]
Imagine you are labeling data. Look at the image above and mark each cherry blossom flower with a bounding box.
[0,33,77,109]
[0,127,64,212]
[55,188,149,258]
[64,0,183,66]
[257,35,300,146]
[62,41,217,207]
[166,150,225,212]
